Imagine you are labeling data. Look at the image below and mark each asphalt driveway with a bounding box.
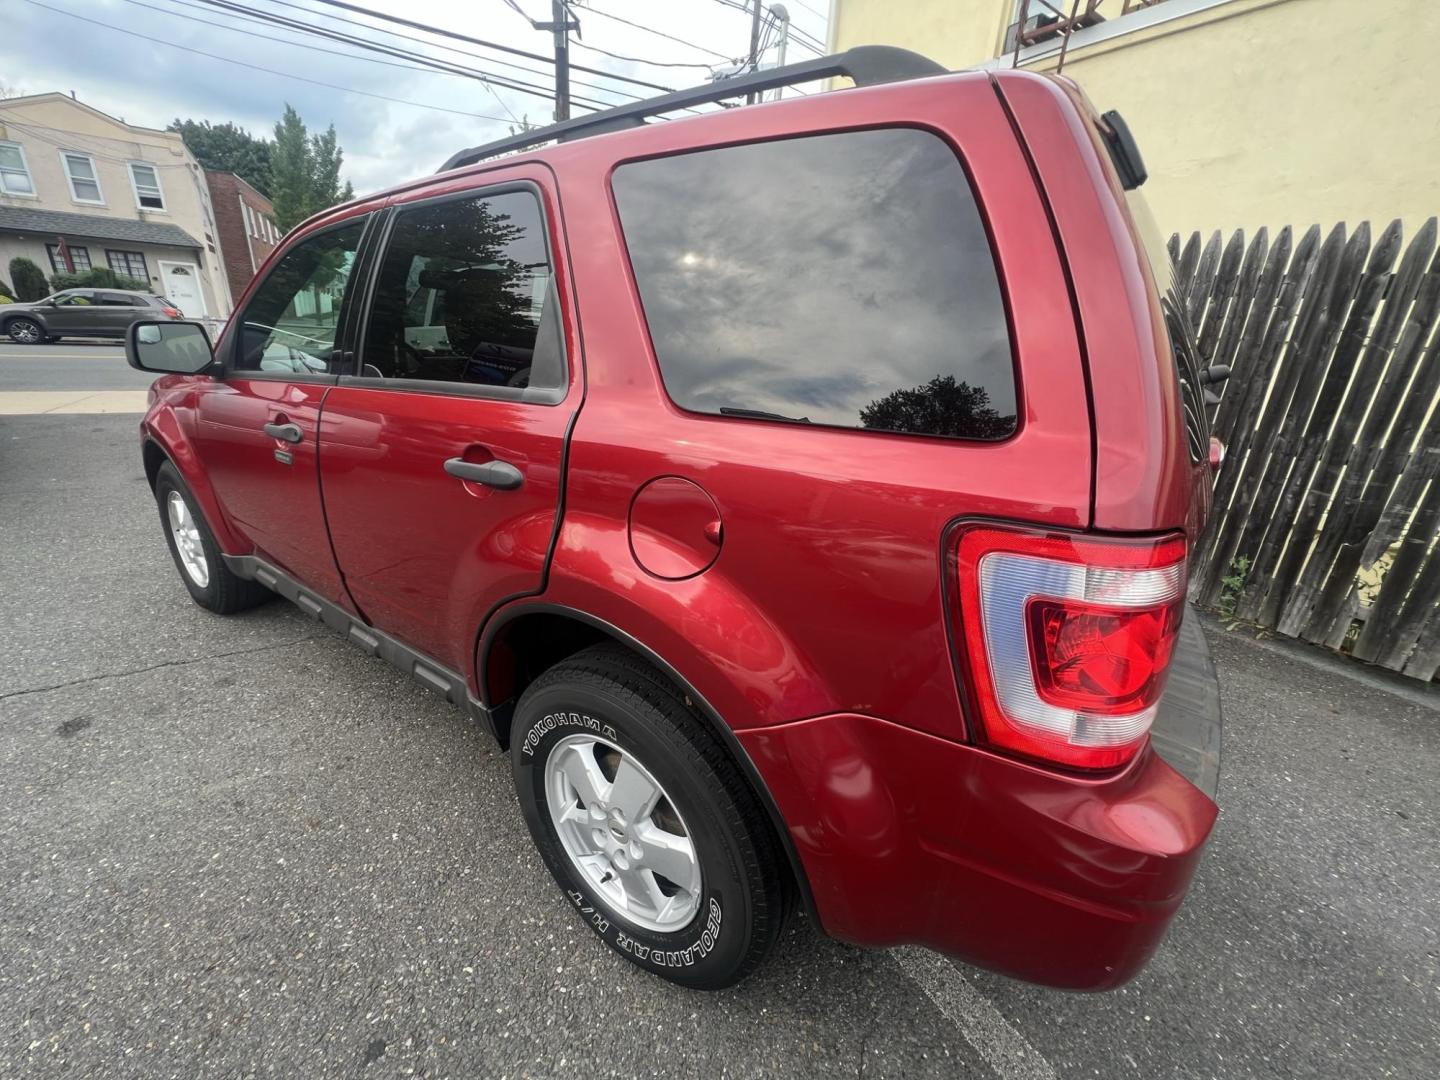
[1,380,1437,1078]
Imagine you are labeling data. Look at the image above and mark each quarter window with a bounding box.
[359,190,562,391]
[106,250,149,284]
[62,152,103,203]
[129,163,165,210]
[234,220,364,374]
[46,243,92,273]
[613,129,1016,440]
[0,142,34,196]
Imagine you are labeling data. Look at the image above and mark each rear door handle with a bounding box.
[263,422,303,444]
[444,457,524,490]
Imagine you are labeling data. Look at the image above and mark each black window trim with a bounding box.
[340,179,570,406]
[221,211,378,385]
[607,122,1023,444]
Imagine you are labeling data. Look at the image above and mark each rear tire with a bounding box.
[153,461,270,615]
[511,644,790,989]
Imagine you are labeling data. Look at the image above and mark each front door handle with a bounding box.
[263,422,303,444]
[444,457,524,490]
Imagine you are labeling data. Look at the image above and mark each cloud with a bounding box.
[4,0,833,195]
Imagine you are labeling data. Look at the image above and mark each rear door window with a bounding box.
[612,128,1016,440]
[357,189,562,393]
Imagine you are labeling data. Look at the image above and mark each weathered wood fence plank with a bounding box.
[1174,217,1440,680]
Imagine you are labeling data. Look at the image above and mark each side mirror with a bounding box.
[126,320,215,375]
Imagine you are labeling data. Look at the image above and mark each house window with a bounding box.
[0,142,35,196]
[106,250,149,282]
[129,163,166,210]
[61,152,104,204]
[242,202,254,236]
[46,244,92,274]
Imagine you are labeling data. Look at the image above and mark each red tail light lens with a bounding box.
[951,525,1188,771]
[161,307,182,318]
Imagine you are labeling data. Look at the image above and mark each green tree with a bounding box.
[859,375,1012,440]
[168,118,273,194]
[269,105,355,232]
[8,257,48,301]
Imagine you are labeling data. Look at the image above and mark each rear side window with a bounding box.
[612,128,1016,440]
[358,190,562,392]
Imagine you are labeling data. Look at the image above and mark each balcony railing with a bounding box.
[1008,0,1175,53]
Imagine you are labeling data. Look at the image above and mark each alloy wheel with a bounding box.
[8,320,41,344]
[544,733,702,933]
[166,490,210,588]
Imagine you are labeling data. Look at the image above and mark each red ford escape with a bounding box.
[127,48,1223,991]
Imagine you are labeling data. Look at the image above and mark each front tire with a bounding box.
[512,645,790,989]
[153,461,270,614]
[6,317,45,344]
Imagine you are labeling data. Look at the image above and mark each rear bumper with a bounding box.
[736,622,1221,990]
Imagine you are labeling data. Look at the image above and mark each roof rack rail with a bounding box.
[437,45,947,173]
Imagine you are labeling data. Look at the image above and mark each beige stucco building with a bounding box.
[0,93,232,318]
[828,0,1440,239]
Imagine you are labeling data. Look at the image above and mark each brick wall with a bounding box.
[205,170,280,303]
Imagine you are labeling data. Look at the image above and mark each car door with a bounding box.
[319,176,578,676]
[46,290,99,334]
[97,291,144,336]
[191,214,372,607]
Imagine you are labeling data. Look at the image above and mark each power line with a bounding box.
[303,0,679,92]
[572,2,742,63]
[191,0,603,112]
[164,0,641,105]
[569,39,717,69]
[0,112,199,168]
[131,0,534,119]
[19,0,517,123]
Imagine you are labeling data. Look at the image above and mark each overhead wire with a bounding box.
[128,0,537,121]
[302,0,680,92]
[167,0,643,105]
[190,0,616,112]
[571,2,743,63]
[18,0,518,123]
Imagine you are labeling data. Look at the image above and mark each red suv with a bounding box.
[127,48,1222,991]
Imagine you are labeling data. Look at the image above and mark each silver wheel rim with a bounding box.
[166,490,209,588]
[11,320,40,343]
[544,733,702,933]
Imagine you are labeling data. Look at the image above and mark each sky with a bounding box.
[1,0,833,196]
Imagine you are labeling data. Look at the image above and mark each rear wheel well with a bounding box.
[481,608,814,917]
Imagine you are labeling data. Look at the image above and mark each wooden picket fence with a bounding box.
[1172,218,1440,681]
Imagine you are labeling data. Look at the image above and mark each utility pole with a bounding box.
[769,4,790,102]
[746,0,764,104]
[531,1,580,121]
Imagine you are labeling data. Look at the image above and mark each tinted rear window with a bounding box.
[612,129,1016,440]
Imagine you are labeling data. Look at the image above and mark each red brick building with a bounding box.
[204,170,281,301]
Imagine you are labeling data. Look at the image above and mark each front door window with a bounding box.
[235,221,365,376]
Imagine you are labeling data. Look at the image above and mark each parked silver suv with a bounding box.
[3,289,181,344]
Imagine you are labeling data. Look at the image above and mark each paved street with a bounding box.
[1,345,1437,1079]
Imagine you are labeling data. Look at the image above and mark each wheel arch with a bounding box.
[141,413,248,554]
[2,310,47,334]
[479,601,817,918]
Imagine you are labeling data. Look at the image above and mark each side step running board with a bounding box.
[224,554,497,738]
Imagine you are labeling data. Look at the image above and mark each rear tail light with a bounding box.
[950,524,1187,771]
[161,306,182,318]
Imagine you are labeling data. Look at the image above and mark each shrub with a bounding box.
[0,277,12,298]
[8,257,49,301]
[49,267,150,293]
[0,295,14,306]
